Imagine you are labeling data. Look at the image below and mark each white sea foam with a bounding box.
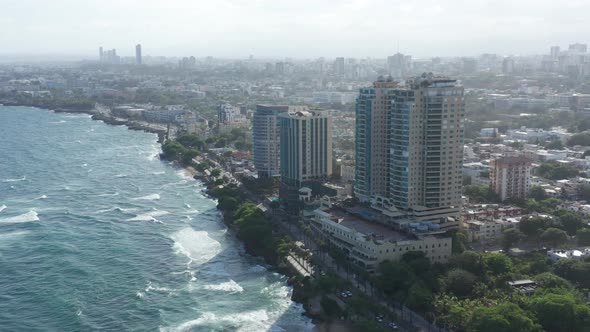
[81,163,88,167]
[152,171,165,175]
[0,205,6,213]
[115,174,128,178]
[171,228,221,266]
[126,210,169,222]
[0,211,39,224]
[34,195,48,200]
[95,192,119,197]
[51,120,67,124]
[145,281,173,293]
[164,310,271,332]
[2,176,26,182]
[133,193,160,201]
[96,206,137,214]
[203,280,244,293]
[136,292,145,299]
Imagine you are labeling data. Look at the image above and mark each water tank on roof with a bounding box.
[429,224,441,230]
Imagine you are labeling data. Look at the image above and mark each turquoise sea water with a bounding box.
[0,106,313,331]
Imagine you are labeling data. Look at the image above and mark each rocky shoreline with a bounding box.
[2,101,168,143]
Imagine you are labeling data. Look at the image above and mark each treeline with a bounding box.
[212,185,277,260]
[374,249,590,332]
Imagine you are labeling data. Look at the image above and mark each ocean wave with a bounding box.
[126,210,169,222]
[203,280,244,293]
[50,120,67,124]
[34,195,48,200]
[145,281,174,294]
[0,205,6,213]
[133,193,160,201]
[163,310,270,332]
[96,206,137,214]
[0,230,30,240]
[95,192,119,197]
[115,174,128,178]
[152,171,165,175]
[171,228,221,267]
[2,176,26,182]
[0,211,39,224]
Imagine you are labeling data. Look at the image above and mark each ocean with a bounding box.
[0,106,313,331]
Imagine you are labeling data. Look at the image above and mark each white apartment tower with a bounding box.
[490,155,532,201]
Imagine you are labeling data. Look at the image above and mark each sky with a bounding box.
[1,0,589,59]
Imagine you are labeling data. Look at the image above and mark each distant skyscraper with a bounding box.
[387,53,411,78]
[334,57,345,76]
[99,46,104,61]
[550,46,560,59]
[502,57,515,74]
[568,43,587,53]
[279,109,332,212]
[135,44,142,65]
[355,74,465,224]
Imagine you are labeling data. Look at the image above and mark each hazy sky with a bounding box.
[2,0,589,58]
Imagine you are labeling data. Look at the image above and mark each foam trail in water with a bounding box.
[0,211,39,223]
[133,193,160,201]
[2,176,26,182]
[127,210,169,222]
[163,309,271,332]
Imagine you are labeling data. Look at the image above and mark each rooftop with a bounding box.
[327,208,412,242]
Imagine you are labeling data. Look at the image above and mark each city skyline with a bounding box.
[2,0,590,58]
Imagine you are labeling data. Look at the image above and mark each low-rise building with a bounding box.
[310,207,452,271]
[547,248,590,262]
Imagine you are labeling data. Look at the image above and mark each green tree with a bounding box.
[557,210,585,235]
[405,281,433,312]
[449,250,484,276]
[320,296,342,317]
[578,184,590,201]
[533,272,572,290]
[576,228,590,246]
[545,139,564,149]
[502,228,523,250]
[540,228,568,247]
[567,132,590,146]
[484,253,513,276]
[210,168,221,177]
[530,292,590,332]
[445,269,477,297]
[468,303,541,332]
[529,186,547,201]
[519,216,549,237]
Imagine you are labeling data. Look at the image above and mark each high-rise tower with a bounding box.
[279,109,332,212]
[355,73,465,223]
[135,44,142,65]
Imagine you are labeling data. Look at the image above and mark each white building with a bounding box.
[547,248,590,262]
[490,155,533,201]
[311,207,452,271]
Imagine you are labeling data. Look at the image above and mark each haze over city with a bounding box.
[2,0,590,58]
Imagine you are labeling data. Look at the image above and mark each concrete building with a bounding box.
[279,109,332,212]
[135,44,142,65]
[490,155,533,201]
[218,103,248,133]
[252,105,291,177]
[311,207,452,271]
[355,74,465,224]
[354,77,399,201]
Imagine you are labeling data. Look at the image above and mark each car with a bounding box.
[345,291,353,297]
[340,292,348,298]
[389,322,398,330]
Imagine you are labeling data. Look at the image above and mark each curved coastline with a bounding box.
[3,104,324,331]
